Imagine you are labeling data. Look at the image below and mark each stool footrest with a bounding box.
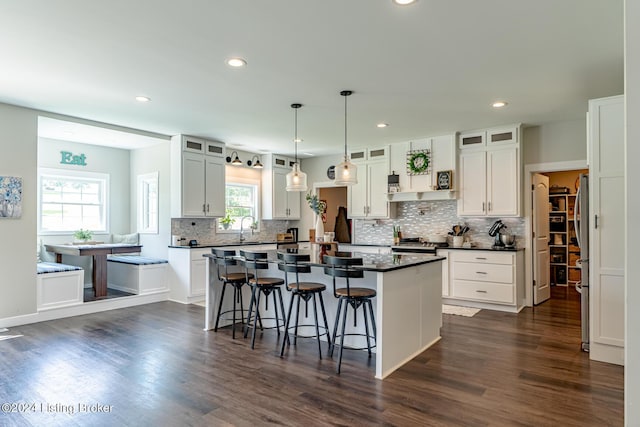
[332,332,377,351]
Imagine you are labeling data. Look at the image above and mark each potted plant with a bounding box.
[220,211,235,230]
[74,228,93,242]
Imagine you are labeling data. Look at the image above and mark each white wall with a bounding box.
[130,142,171,259]
[522,118,587,165]
[625,0,639,423]
[0,103,38,320]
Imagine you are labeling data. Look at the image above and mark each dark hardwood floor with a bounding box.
[83,287,134,302]
[0,286,623,426]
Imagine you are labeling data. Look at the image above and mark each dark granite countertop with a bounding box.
[169,241,299,249]
[203,249,444,272]
[438,246,524,252]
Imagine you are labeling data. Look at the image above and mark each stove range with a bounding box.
[391,237,448,254]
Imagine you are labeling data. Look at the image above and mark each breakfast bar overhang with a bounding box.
[204,251,445,379]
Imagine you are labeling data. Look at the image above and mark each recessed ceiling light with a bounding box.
[492,101,508,108]
[377,123,389,128]
[135,96,151,102]
[393,0,417,5]
[226,57,247,68]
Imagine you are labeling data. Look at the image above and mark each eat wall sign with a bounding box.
[60,151,87,166]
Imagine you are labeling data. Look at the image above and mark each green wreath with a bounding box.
[407,152,430,174]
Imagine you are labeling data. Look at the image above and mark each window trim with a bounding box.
[217,177,260,234]
[38,167,110,235]
[137,171,159,234]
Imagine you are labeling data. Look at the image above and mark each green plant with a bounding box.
[74,228,93,241]
[306,192,326,215]
[220,211,236,228]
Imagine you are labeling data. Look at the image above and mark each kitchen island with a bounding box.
[204,250,445,379]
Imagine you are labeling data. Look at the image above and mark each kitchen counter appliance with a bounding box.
[391,237,447,254]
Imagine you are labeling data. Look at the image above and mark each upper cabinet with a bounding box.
[457,124,521,217]
[261,154,301,220]
[171,135,226,218]
[347,146,395,219]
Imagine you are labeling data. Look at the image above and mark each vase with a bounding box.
[315,215,324,242]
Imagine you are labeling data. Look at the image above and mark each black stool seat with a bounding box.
[335,287,376,298]
[241,250,287,349]
[287,282,326,292]
[212,248,252,339]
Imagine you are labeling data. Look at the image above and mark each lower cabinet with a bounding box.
[439,249,525,313]
[168,248,209,303]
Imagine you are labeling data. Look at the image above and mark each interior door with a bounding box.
[533,173,551,304]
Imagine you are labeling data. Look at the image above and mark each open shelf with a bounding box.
[386,190,456,202]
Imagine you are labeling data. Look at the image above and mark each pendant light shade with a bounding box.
[333,90,358,186]
[286,103,308,192]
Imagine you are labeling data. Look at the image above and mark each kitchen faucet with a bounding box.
[239,216,255,243]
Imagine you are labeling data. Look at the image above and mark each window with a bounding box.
[219,182,259,232]
[137,172,159,234]
[38,168,109,234]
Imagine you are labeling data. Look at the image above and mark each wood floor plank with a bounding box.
[0,286,623,426]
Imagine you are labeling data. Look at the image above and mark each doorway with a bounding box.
[318,186,350,243]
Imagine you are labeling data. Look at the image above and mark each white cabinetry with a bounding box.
[458,125,521,217]
[261,154,301,220]
[171,135,225,218]
[348,146,395,219]
[588,95,625,365]
[168,247,208,304]
[441,249,524,313]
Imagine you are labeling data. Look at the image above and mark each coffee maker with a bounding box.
[286,227,298,242]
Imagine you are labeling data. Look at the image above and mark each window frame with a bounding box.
[217,177,260,234]
[137,171,159,234]
[38,167,110,235]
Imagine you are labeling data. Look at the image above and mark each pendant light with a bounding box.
[334,90,358,185]
[286,103,308,192]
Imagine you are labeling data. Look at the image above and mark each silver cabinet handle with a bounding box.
[206,204,210,212]
[476,271,488,275]
[482,202,486,212]
[488,201,492,211]
[475,257,487,260]
[475,290,488,293]
[203,204,206,213]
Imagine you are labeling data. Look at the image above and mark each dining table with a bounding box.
[45,243,142,298]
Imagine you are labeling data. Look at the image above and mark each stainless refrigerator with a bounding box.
[574,173,589,352]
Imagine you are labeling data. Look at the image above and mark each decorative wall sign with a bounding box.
[406,149,431,176]
[436,170,453,190]
[60,151,87,166]
[0,176,22,218]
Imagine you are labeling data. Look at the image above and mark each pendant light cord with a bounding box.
[294,106,298,163]
[344,94,348,158]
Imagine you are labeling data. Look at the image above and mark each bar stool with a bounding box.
[240,250,287,349]
[323,255,377,374]
[212,248,253,339]
[278,252,332,359]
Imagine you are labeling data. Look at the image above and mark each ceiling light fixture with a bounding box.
[135,96,151,102]
[377,123,389,128]
[226,151,243,165]
[393,0,417,5]
[492,101,508,108]
[286,103,308,192]
[334,90,358,186]
[226,57,247,68]
[247,155,263,169]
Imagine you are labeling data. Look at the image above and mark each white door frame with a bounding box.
[523,160,587,307]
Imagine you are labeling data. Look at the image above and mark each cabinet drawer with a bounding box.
[451,251,513,265]
[452,280,514,304]
[453,261,513,284]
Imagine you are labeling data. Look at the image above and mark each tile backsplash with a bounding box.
[171,218,290,245]
[353,200,525,248]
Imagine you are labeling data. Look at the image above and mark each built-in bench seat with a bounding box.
[36,262,84,310]
[107,256,169,295]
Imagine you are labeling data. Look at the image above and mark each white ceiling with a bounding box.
[0,0,623,156]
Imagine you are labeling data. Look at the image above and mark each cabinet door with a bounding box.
[205,156,225,217]
[367,161,389,218]
[286,190,301,219]
[272,169,289,219]
[459,131,486,150]
[487,126,518,146]
[190,258,206,297]
[181,152,206,217]
[348,173,368,218]
[487,147,519,216]
[458,151,486,216]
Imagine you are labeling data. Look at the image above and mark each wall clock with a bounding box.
[327,165,335,180]
[437,170,452,190]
